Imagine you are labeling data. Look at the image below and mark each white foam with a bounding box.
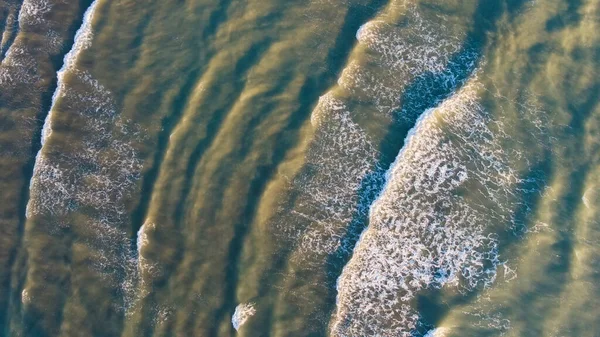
[0,45,41,86]
[232,303,256,331]
[21,289,31,305]
[18,0,53,26]
[582,188,593,209]
[331,79,523,336]
[355,22,372,40]
[310,92,346,127]
[137,223,149,257]
[424,327,450,337]
[137,221,161,287]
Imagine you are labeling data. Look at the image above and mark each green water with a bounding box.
[0,0,598,336]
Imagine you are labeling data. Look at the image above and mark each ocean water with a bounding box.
[0,0,598,336]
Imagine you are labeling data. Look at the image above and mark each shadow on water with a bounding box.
[128,37,270,255]
[127,63,203,254]
[118,2,156,73]
[208,74,319,337]
[145,3,393,328]
[507,82,600,335]
[545,0,583,32]
[208,163,281,337]
[128,1,392,335]
[130,39,271,337]
[485,20,599,329]
[127,0,262,254]
[126,62,208,337]
[201,0,235,41]
[169,39,271,265]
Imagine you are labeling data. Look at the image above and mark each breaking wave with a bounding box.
[330,78,530,336]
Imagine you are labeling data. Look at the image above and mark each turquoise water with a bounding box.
[0,0,598,336]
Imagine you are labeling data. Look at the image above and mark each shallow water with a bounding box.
[0,0,598,336]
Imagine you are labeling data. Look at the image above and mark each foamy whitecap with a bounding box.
[137,223,150,257]
[354,21,381,41]
[331,79,527,336]
[310,92,347,128]
[137,221,162,291]
[355,24,365,40]
[339,10,477,116]
[232,303,256,331]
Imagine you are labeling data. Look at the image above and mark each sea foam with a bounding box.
[232,303,256,331]
[331,79,521,336]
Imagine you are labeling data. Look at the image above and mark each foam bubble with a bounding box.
[21,289,31,305]
[232,303,256,331]
[582,188,593,209]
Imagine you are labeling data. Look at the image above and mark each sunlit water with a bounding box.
[0,0,598,336]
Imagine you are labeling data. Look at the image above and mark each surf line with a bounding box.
[26,0,99,218]
[39,0,99,148]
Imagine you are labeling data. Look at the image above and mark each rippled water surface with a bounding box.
[0,0,598,336]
